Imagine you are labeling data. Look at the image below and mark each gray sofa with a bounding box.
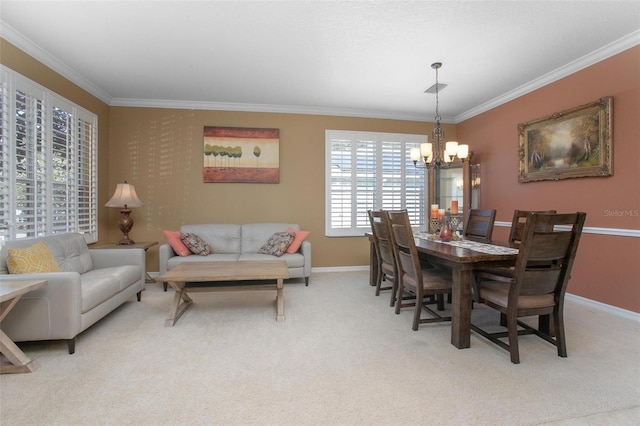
[0,233,145,354]
[159,223,311,290]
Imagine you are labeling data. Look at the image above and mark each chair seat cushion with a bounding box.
[479,282,555,310]
[403,267,451,292]
[381,262,395,277]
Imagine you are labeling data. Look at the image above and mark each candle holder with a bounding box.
[450,215,461,236]
[430,217,441,234]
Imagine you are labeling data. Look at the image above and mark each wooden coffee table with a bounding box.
[1,280,47,374]
[157,261,289,326]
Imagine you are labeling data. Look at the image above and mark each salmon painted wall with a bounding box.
[457,46,640,313]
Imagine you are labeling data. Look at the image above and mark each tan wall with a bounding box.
[109,108,455,271]
[457,46,640,312]
[0,39,112,242]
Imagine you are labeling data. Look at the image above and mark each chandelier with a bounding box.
[410,62,469,169]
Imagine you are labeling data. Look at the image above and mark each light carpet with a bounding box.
[1,271,639,425]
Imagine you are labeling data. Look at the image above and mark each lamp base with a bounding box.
[117,209,135,245]
[117,237,136,245]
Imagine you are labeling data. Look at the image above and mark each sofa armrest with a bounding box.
[158,243,176,276]
[0,272,83,340]
[89,248,146,284]
[300,240,311,277]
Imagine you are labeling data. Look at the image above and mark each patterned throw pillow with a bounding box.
[258,231,295,257]
[180,233,213,256]
[7,241,61,274]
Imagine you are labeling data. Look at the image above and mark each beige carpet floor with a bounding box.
[1,270,639,425]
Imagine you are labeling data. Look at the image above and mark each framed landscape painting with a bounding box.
[518,96,613,183]
[203,126,280,183]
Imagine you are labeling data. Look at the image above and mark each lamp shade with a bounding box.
[457,144,469,159]
[410,147,421,162]
[445,141,459,154]
[105,182,143,209]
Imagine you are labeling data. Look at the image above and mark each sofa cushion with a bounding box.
[239,252,305,268]
[166,253,240,271]
[0,233,93,275]
[48,233,94,274]
[181,224,241,254]
[7,241,60,274]
[286,227,310,254]
[81,265,142,313]
[163,230,191,256]
[258,232,295,257]
[241,223,300,254]
[181,233,213,256]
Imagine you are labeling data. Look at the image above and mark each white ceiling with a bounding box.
[1,1,639,122]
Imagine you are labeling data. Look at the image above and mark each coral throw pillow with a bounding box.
[163,230,191,256]
[286,227,310,254]
[7,241,61,274]
[258,232,295,257]
[180,233,213,256]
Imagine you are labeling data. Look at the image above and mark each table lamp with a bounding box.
[105,181,143,245]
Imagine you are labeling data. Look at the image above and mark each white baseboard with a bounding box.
[311,265,369,273]
[566,293,640,322]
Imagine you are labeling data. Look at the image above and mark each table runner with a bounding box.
[415,233,519,255]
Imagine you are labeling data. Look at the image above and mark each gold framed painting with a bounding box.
[518,96,613,183]
[203,126,280,183]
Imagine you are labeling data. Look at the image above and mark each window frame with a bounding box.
[0,65,98,244]
[325,129,428,237]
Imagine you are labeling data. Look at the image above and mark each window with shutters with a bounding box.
[325,130,428,237]
[0,66,98,244]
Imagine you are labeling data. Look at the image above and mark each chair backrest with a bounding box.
[509,209,557,246]
[368,210,396,277]
[387,210,422,291]
[513,212,586,298]
[463,209,497,242]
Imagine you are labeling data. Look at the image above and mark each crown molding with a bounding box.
[109,97,440,122]
[456,30,640,122]
[0,21,113,105]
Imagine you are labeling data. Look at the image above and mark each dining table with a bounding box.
[368,232,518,349]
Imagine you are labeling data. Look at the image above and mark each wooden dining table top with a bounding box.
[412,237,518,265]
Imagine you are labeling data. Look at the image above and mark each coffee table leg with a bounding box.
[0,330,40,374]
[165,281,193,327]
[276,278,285,322]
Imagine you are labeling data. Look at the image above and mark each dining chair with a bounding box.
[387,210,452,331]
[471,212,586,364]
[368,210,397,303]
[386,209,440,310]
[509,209,557,246]
[463,209,497,243]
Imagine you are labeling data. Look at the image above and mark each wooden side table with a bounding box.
[91,241,158,283]
[1,280,47,374]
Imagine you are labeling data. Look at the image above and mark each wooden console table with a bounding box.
[1,280,47,374]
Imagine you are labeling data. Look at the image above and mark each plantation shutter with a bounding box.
[325,130,427,236]
[0,66,98,242]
